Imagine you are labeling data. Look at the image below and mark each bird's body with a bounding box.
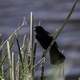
[35,27,53,49]
[34,26,65,65]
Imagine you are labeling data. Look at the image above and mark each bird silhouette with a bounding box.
[34,26,65,65]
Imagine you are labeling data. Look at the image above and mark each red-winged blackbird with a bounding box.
[34,26,65,65]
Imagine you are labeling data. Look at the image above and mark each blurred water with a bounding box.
[0,0,80,79]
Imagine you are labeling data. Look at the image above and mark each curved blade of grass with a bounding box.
[20,34,28,62]
[31,57,46,71]
[16,37,24,69]
[0,16,25,50]
[52,0,79,39]
[21,34,28,51]
[12,52,15,80]
[7,40,12,80]
[0,54,7,67]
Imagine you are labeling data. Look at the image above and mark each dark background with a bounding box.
[0,0,80,80]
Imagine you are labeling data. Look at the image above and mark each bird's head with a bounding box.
[34,26,44,33]
[34,26,49,35]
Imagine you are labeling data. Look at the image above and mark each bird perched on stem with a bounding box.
[34,26,65,65]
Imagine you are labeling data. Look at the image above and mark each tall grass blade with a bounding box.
[16,37,24,69]
[52,0,79,39]
[12,52,15,80]
[7,40,12,80]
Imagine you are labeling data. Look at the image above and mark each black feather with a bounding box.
[34,26,65,64]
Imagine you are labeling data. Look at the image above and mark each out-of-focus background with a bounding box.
[0,0,80,80]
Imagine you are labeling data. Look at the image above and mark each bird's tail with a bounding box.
[49,42,65,65]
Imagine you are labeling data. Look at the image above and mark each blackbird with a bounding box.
[34,26,65,65]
